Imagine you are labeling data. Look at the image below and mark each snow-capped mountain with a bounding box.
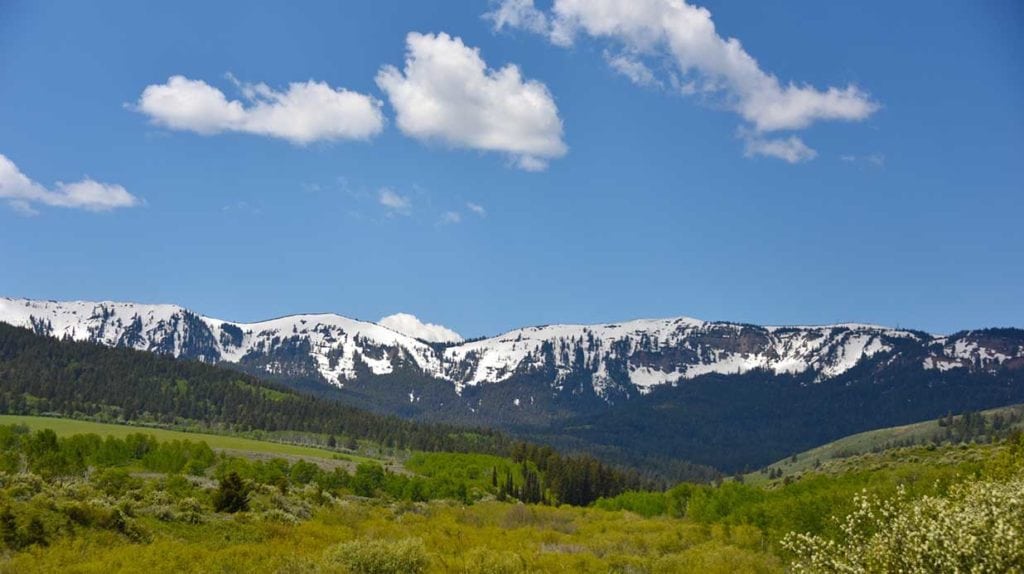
[4,296,1023,473]
[444,319,923,396]
[1,297,1022,401]
[0,297,445,383]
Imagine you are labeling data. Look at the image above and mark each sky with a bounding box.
[1,0,1022,338]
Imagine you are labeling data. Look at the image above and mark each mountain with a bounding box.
[0,321,503,455]
[2,296,1023,473]
[0,322,666,498]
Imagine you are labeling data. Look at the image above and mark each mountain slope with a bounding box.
[0,321,503,455]
[5,297,1019,397]
[744,403,1024,484]
[2,296,1023,473]
[0,297,445,383]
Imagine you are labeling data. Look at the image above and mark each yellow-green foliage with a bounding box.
[3,425,1023,572]
[324,537,429,573]
[0,499,783,573]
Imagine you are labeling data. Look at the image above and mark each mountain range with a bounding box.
[3,296,1023,474]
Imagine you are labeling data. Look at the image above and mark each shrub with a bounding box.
[783,477,1024,573]
[461,547,527,574]
[324,537,429,574]
[93,467,142,496]
[653,541,781,574]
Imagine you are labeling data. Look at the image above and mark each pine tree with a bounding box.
[213,472,250,513]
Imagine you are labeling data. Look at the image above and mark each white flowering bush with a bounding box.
[783,478,1024,573]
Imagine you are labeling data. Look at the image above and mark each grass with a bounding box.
[745,403,1024,485]
[0,414,379,466]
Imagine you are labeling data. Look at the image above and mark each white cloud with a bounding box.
[440,210,462,224]
[136,75,384,145]
[378,188,412,215]
[604,51,661,88]
[484,0,551,35]
[467,202,487,216]
[0,153,140,214]
[379,312,463,343]
[742,133,817,164]
[376,32,567,170]
[487,0,879,161]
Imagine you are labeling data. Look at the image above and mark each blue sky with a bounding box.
[1,0,1021,337]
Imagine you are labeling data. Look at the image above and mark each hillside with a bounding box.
[0,323,660,499]
[3,297,1024,473]
[745,403,1024,484]
[0,321,505,455]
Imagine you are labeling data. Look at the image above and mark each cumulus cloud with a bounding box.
[467,202,487,216]
[486,0,878,161]
[135,75,384,145]
[379,312,463,343]
[376,32,567,170]
[378,188,411,215]
[0,153,140,214]
[742,133,817,164]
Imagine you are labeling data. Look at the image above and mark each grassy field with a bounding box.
[0,415,379,466]
[745,403,1024,485]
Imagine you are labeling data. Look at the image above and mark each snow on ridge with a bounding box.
[218,312,445,383]
[443,317,909,393]
[0,297,444,384]
[5,296,1018,401]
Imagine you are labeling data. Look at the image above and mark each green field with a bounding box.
[0,415,378,466]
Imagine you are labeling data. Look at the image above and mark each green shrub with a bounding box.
[324,537,429,574]
[93,467,142,496]
[461,547,527,574]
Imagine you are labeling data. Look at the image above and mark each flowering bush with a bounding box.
[783,477,1024,573]
[323,537,429,574]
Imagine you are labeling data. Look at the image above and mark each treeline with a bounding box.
[508,442,648,506]
[0,425,216,480]
[0,324,648,505]
[936,409,1023,443]
[0,323,506,453]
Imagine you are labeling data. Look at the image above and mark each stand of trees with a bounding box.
[0,324,652,506]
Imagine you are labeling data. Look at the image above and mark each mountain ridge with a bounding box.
[2,296,1024,473]
[8,296,1017,400]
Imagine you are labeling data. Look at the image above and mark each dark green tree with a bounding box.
[213,472,250,513]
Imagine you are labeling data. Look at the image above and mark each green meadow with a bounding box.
[0,415,377,466]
